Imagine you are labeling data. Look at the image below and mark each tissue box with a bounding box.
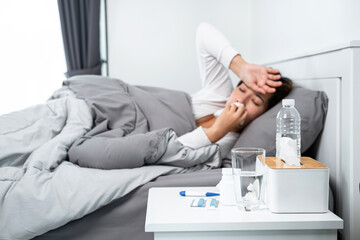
[266,157,329,213]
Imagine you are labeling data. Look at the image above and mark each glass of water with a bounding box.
[231,148,266,211]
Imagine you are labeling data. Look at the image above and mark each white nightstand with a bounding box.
[145,187,343,240]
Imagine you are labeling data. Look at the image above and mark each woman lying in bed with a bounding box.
[66,23,293,169]
[177,23,292,159]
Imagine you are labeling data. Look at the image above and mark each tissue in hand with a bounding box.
[232,102,243,107]
[213,103,245,125]
[278,137,300,166]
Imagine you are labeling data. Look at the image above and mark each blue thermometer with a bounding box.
[179,191,220,197]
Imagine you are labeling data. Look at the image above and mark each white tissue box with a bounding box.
[266,157,329,213]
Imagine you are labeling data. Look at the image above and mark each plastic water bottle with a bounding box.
[276,99,301,161]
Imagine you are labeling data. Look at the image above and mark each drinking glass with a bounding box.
[231,148,266,211]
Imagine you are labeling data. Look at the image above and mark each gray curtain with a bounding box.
[58,0,101,78]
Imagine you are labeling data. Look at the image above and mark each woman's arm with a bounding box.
[196,23,238,90]
[178,103,246,147]
[197,23,282,94]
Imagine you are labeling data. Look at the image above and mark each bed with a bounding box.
[36,42,360,240]
[1,76,225,240]
[1,43,358,240]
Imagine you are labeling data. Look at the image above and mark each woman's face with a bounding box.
[226,83,273,128]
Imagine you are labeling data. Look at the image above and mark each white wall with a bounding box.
[249,0,360,63]
[107,0,251,94]
[0,0,65,115]
[107,0,360,93]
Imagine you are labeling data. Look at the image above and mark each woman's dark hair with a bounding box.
[237,75,293,110]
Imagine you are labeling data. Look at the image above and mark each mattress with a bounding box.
[35,169,222,240]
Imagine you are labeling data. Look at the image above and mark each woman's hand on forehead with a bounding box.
[230,55,282,95]
[242,64,282,94]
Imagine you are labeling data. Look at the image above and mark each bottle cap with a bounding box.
[282,99,295,107]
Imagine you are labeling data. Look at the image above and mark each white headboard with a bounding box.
[267,41,360,240]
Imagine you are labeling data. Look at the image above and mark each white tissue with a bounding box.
[233,102,243,107]
[247,179,260,199]
[243,179,260,205]
[214,103,245,125]
[243,191,257,202]
[278,137,300,166]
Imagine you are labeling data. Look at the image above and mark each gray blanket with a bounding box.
[64,75,220,170]
[0,75,221,240]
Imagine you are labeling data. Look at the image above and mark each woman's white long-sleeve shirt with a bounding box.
[178,23,240,160]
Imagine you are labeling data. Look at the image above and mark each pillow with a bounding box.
[233,84,329,156]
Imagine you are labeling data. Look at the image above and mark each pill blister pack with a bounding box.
[190,198,219,209]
